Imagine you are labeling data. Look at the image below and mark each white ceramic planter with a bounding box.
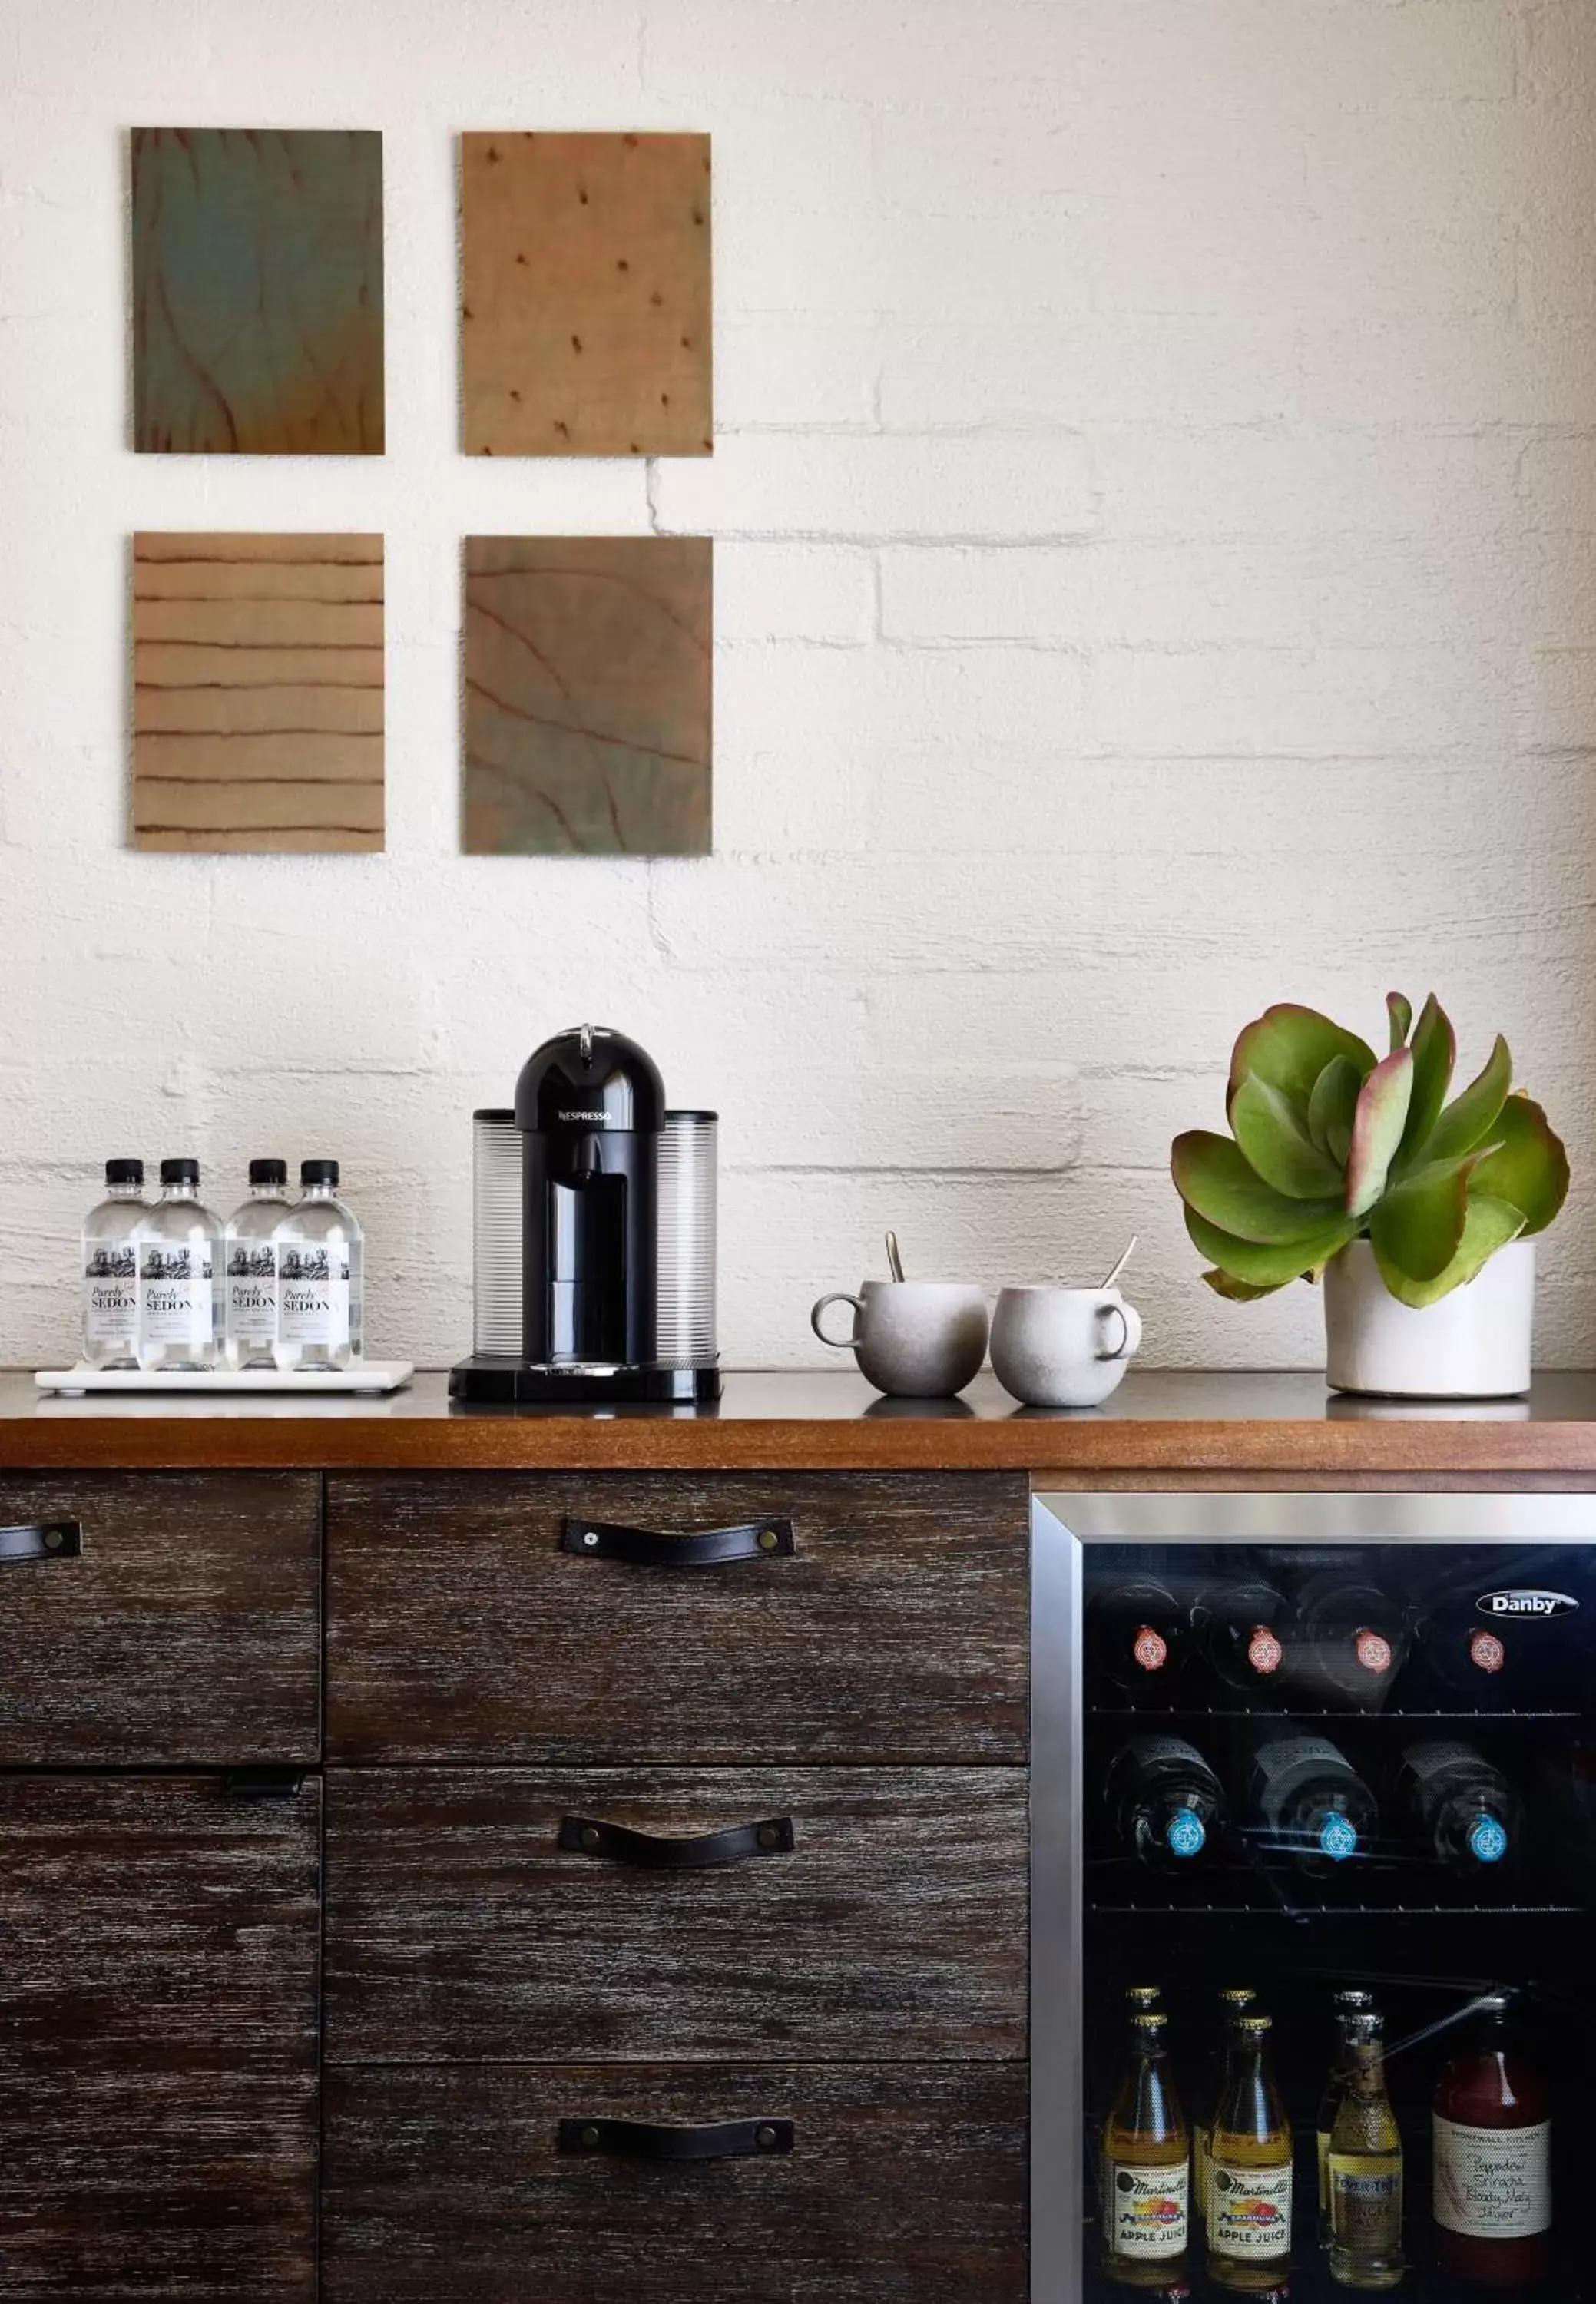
[1323,1237,1535,1399]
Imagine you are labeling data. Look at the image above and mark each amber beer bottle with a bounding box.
[1317,1990,1377,2246]
[1207,2012,1293,2291]
[1194,1988,1258,2243]
[1328,2011,1404,2290]
[1101,2011,1191,2288]
[1432,1992,1551,2286]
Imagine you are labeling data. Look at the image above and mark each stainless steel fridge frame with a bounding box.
[1029,1488,1596,2304]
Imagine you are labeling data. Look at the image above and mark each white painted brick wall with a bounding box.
[1,0,1594,1375]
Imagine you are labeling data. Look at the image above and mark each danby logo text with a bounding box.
[1475,1588,1579,1620]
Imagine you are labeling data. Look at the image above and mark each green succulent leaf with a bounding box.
[1396,993,1456,1167]
[1230,1074,1346,1200]
[1172,1131,1347,1245]
[1471,1094,1571,1236]
[1387,991,1412,1052]
[1345,1048,1415,1218]
[1367,1153,1475,1284]
[1423,1034,1512,1167]
[1203,1266,1290,1301]
[1307,1055,1362,1167]
[1371,1193,1526,1310]
[1227,1004,1377,1120]
[1186,1204,1356,1288]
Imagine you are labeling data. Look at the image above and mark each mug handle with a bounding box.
[1095,1299,1143,1362]
[810,1293,864,1349]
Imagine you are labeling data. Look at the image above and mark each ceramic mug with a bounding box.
[990,1284,1143,1409]
[810,1279,990,1399]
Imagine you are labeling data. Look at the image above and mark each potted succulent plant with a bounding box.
[1171,995,1569,1397]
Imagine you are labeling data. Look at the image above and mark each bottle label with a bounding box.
[1107,2159,1189,2259]
[1355,1626,1394,1674]
[1329,2158,1402,2250]
[1433,2117,1551,2237]
[227,1245,279,1348]
[1211,2161,1291,2257]
[1469,1814,1508,1863]
[279,1246,350,1348]
[1470,1628,1507,1674]
[1132,1624,1168,1673]
[1316,1811,1357,1861]
[1165,1807,1206,1858]
[84,1240,139,1346]
[140,1246,213,1346]
[1247,1624,1283,1676]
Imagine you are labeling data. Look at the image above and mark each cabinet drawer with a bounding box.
[327,1472,1028,1763]
[323,2061,1027,2303]
[0,1473,320,1763]
[0,1773,320,2299]
[326,1766,1028,2064]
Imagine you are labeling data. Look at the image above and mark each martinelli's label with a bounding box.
[1434,2118,1551,2239]
[1211,2161,1291,2258]
[1329,2158,1402,2252]
[1107,2159,1189,2258]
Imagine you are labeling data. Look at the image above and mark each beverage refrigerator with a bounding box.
[1031,1492,1596,2304]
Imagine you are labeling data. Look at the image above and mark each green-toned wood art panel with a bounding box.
[132,128,384,455]
[463,535,712,856]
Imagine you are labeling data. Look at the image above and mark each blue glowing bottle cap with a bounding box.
[1319,1812,1359,1862]
[1166,1807,1207,1859]
[1469,1813,1508,1865]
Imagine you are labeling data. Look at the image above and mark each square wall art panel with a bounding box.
[132,533,384,852]
[132,129,383,454]
[462,131,711,458]
[463,535,712,856]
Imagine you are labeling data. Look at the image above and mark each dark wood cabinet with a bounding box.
[326,1469,1029,1763]
[326,1764,1028,2063]
[0,1471,320,1763]
[0,1773,320,2299]
[322,2061,1029,2303]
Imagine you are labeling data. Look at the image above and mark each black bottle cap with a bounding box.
[105,1158,144,1186]
[160,1158,199,1186]
[301,1158,340,1187]
[250,1159,288,1188]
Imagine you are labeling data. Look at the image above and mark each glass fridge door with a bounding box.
[1037,1492,1596,2304]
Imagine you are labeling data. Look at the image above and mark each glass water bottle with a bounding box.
[224,1160,292,1369]
[276,1159,364,1371]
[81,1158,147,1369]
[136,1160,221,1373]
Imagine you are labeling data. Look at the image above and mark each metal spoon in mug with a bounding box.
[886,1230,906,1283]
[1101,1235,1137,1291]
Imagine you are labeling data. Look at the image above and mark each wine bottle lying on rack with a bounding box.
[1190,1575,1293,1697]
[1399,1740,1519,1872]
[1294,1567,1409,1706]
[1107,1734,1225,1866]
[1250,1733,1376,1869]
[1088,1577,1188,1697]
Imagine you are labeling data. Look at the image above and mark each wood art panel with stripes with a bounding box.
[132,534,384,853]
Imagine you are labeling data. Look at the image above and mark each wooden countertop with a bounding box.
[5,1369,1596,1475]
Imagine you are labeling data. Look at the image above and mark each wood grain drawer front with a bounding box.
[323,2062,1028,2303]
[326,1471,1028,1763]
[326,1766,1028,2064]
[0,1472,320,1763]
[0,1773,320,2299]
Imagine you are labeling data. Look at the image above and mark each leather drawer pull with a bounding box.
[559,1813,795,1868]
[560,1516,795,1567]
[0,1521,81,1567]
[558,2117,795,2162]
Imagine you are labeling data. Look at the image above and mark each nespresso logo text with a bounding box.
[559,1108,607,1122]
[1475,1588,1579,1619]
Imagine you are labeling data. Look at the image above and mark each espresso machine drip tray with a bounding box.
[449,1358,721,1406]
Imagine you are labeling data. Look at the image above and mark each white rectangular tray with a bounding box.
[35,1361,414,1398]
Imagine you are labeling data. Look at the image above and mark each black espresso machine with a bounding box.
[449,1024,720,1404]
